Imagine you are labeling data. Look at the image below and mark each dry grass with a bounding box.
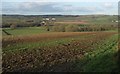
[55,21,88,25]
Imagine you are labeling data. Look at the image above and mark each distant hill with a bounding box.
[2,14,118,28]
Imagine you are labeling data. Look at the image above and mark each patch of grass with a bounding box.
[3,27,49,36]
[74,34,118,72]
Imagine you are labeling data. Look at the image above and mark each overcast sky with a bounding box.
[1,0,119,15]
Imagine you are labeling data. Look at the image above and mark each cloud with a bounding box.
[59,4,103,14]
[19,3,33,9]
[2,2,64,14]
[103,3,114,8]
[3,0,119,2]
[2,2,117,15]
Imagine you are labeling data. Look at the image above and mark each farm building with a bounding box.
[112,20,118,23]
[41,17,56,26]
[41,21,47,26]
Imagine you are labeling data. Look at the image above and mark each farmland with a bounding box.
[2,15,118,27]
[2,15,119,72]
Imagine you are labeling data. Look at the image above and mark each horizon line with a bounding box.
[2,14,118,16]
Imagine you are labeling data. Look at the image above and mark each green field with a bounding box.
[3,27,49,36]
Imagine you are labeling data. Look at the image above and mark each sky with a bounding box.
[1,0,119,15]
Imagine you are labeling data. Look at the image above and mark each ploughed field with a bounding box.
[2,28,118,72]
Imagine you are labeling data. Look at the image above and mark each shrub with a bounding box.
[52,25,65,32]
[10,24,17,29]
[65,25,79,32]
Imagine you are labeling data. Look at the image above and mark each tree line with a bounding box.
[51,24,117,32]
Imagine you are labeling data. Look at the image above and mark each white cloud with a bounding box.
[103,3,113,8]
[18,2,51,9]
[19,3,33,9]
[61,5,100,13]
[2,2,117,15]
[2,0,119,2]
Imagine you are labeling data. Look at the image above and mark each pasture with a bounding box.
[2,27,49,36]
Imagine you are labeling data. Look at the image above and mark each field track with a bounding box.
[2,32,95,44]
[2,31,117,49]
[3,32,117,46]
